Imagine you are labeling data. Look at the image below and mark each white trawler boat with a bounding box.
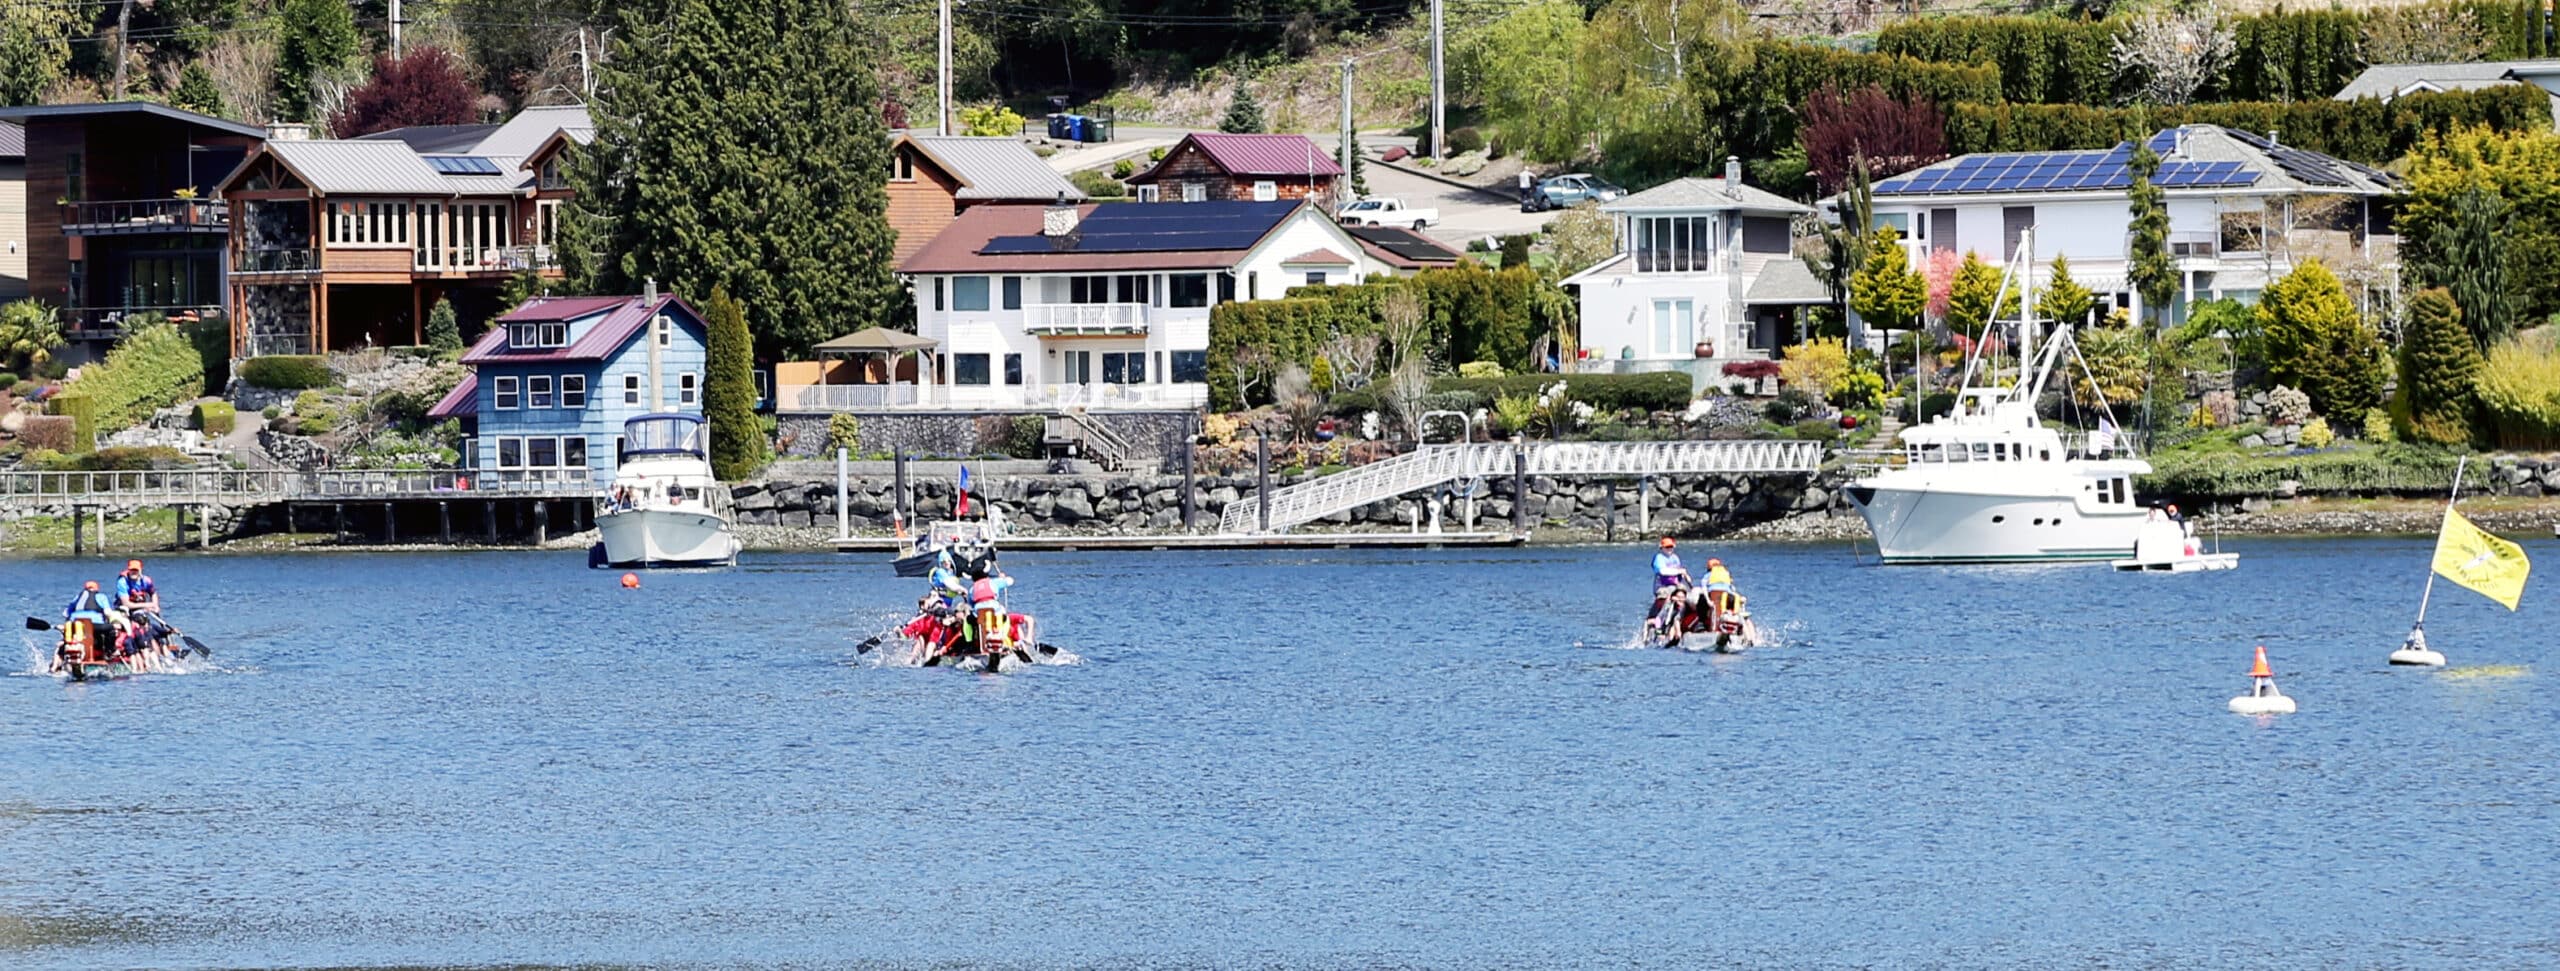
[594,413,741,567]
[1846,231,2155,564]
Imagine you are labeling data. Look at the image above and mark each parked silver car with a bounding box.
[1530,173,1625,212]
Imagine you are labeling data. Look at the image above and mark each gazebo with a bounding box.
[807,327,938,408]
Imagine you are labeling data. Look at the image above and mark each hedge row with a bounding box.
[1205,264,1572,411]
[59,323,203,439]
[2143,443,2462,499]
[1873,4,2554,105]
[1944,86,2550,164]
[238,354,335,390]
[1726,44,2004,165]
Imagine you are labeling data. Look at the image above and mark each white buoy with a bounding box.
[2388,624,2447,667]
[2229,645,2297,715]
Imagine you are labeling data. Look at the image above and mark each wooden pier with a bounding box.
[0,469,601,554]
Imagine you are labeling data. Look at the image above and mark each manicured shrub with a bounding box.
[60,324,204,437]
[192,400,237,437]
[0,371,16,387]
[46,392,96,453]
[17,414,74,452]
[292,390,341,436]
[1010,415,1046,459]
[2259,262,2384,421]
[2476,330,2560,449]
[827,413,861,453]
[2397,288,2483,445]
[238,355,336,390]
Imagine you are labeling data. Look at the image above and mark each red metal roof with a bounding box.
[1131,133,1344,181]
[462,294,700,364]
[426,372,477,418]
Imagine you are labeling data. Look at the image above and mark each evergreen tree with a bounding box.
[499,267,547,310]
[0,3,76,107]
[2398,287,2484,445]
[425,298,463,353]
[2259,260,2386,419]
[169,62,229,118]
[2037,254,2096,329]
[1848,226,1925,333]
[1347,133,1370,197]
[701,286,770,481]
[2125,143,2177,327]
[2423,188,2518,350]
[275,0,360,122]
[1946,251,2016,333]
[1219,81,1265,134]
[563,0,902,358]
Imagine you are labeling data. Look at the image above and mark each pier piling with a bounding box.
[72,504,84,556]
[384,503,396,544]
[1256,435,1271,533]
[534,501,549,545]
[440,501,452,544]
[1179,441,1195,529]
[1512,448,1527,533]
[485,501,498,543]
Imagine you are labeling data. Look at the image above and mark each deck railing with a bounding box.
[0,468,599,508]
[61,198,228,232]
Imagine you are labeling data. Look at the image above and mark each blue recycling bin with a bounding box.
[1066,114,1089,142]
[1046,114,1071,140]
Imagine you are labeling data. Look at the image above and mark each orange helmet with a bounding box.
[83,580,99,591]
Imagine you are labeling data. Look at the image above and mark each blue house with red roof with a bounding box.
[428,291,708,480]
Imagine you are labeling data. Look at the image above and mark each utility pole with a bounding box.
[110,0,136,99]
[576,29,593,98]
[1338,57,1355,199]
[938,0,955,135]
[390,0,404,56]
[1428,0,1444,158]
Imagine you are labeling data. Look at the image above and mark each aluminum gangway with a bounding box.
[1218,439,1825,534]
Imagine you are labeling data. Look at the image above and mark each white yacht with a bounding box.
[1846,232,2154,564]
[595,413,741,567]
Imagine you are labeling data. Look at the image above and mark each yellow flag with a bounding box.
[2432,509,2531,611]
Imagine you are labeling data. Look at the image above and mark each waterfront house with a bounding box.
[0,102,263,351]
[428,290,707,480]
[1124,133,1344,212]
[887,134,1087,263]
[778,198,1387,413]
[216,106,591,357]
[1560,160,1815,380]
[1853,125,2400,331]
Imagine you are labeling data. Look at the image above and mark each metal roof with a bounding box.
[1742,259,1832,305]
[1601,177,1811,216]
[426,373,478,419]
[357,124,500,154]
[2333,61,2545,100]
[902,135,1085,201]
[1130,132,1343,182]
[474,105,591,158]
[464,294,700,364]
[0,101,267,139]
[264,140,459,195]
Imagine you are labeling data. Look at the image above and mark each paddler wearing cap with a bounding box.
[1653,537,1693,590]
[113,559,173,641]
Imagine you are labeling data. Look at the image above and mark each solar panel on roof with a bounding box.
[426,156,502,175]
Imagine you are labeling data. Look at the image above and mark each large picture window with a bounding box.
[1171,350,1208,384]
[1102,351,1147,384]
[953,276,991,312]
[1169,274,1210,308]
[954,353,992,386]
[1633,215,1718,273]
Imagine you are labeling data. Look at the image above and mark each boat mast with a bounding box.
[2412,455,2472,627]
[2017,228,2035,397]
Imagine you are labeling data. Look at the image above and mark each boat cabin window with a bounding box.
[1970,442,1990,461]
[1993,443,2009,461]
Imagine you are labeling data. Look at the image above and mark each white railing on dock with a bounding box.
[1219,439,1825,534]
[0,468,599,509]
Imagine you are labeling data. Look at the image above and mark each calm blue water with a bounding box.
[3,538,2557,969]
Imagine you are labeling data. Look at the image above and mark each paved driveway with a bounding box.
[1354,162,1560,247]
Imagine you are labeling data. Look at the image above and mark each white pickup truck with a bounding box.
[1336,197,1437,230]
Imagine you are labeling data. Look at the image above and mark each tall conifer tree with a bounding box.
[2126,143,2177,327]
[701,287,769,480]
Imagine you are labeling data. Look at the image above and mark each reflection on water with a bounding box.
[3,539,2557,968]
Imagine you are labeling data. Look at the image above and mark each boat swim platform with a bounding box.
[831,530,1527,553]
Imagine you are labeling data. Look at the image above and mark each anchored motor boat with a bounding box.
[1847,230,2155,564]
[594,413,740,568]
[2111,516,2240,572]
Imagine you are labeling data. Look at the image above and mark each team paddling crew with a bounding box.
[64,580,111,628]
[115,559,173,640]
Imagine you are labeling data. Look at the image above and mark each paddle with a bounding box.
[853,634,886,655]
[25,616,53,632]
[179,635,211,658]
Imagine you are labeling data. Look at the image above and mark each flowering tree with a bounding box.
[1924,248,1961,324]
[331,47,477,138]
[1800,85,1948,197]
[2113,7,2235,106]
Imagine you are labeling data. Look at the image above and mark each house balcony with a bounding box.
[64,304,223,340]
[413,245,559,276]
[60,198,228,235]
[1021,302,1149,336]
[777,380,1206,413]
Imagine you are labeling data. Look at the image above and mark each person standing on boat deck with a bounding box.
[1653,537,1691,590]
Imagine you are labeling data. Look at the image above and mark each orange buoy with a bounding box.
[620,572,640,588]
[2248,644,2274,679]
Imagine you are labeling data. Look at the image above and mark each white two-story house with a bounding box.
[1856,125,2400,331]
[1561,160,1818,378]
[825,198,1408,412]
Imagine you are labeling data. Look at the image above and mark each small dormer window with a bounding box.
[892,149,916,182]
[508,321,568,349]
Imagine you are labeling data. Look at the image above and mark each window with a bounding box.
[564,437,588,468]
[1003,353,1023,385]
[1169,273,1210,308]
[954,353,992,385]
[623,374,641,405]
[1305,271,1327,286]
[1252,180,1278,201]
[498,437,522,468]
[1113,274,1149,304]
[529,375,554,409]
[892,149,916,181]
[1181,183,1206,202]
[1217,273,1236,303]
[933,278,945,312]
[953,276,991,312]
[1929,208,1957,254]
[679,373,698,406]
[1633,215,1718,273]
[1061,350,1091,384]
[562,375,587,408]
[1002,276,1022,310]
[64,151,82,202]
[1874,212,1910,234]
[1172,350,1208,383]
[1102,351,1147,384]
[529,436,559,468]
[655,315,671,346]
[508,322,567,349]
[494,376,520,410]
[1650,299,1695,356]
[1248,271,1259,300]
[1137,185,1160,202]
[2002,206,2035,255]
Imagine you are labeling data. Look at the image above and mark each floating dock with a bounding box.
[830,531,1526,553]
